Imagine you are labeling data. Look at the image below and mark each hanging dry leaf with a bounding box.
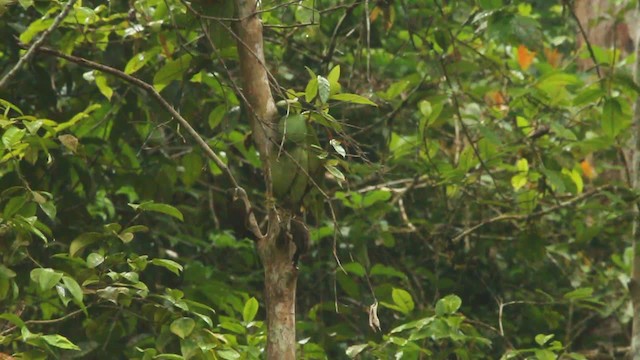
[543,47,562,68]
[368,301,381,332]
[58,134,79,153]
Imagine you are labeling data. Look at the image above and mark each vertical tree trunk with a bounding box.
[261,241,298,359]
[629,6,640,358]
[573,2,640,358]
[233,1,298,358]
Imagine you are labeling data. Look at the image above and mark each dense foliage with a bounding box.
[0,0,637,358]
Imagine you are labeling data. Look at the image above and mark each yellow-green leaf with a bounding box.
[242,297,259,322]
[330,93,377,106]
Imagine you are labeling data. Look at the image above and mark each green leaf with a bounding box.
[325,164,345,183]
[19,18,53,44]
[2,126,26,149]
[208,105,226,130]
[3,195,27,218]
[342,262,366,277]
[69,232,104,257]
[345,344,368,357]
[95,73,113,100]
[330,93,377,106]
[41,334,81,350]
[305,77,318,102]
[242,297,259,322]
[216,349,241,360]
[511,173,528,190]
[330,139,346,158]
[124,49,158,75]
[516,158,529,172]
[435,294,462,316]
[155,354,185,360]
[132,202,184,221]
[361,190,391,207]
[0,313,25,328]
[181,152,203,187]
[602,97,631,138]
[535,333,554,346]
[0,265,16,279]
[170,317,196,339]
[563,287,593,300]
[370,264,407,279]
[86,253,104,268]
[62,276,83,303]
[153,54,193,92]
[534,349,556,360]
[392,288,415,314]
[117,232,133,244]
[327,65,341,94]
[317,76,330,103]
[562,168,583,194]
[30,268,63,291]
[151,259,183,275]
[38,200,57,220]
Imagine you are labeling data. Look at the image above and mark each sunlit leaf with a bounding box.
[242,297,259,322]
[392,288,414,314]
[330,93,377,106]
[170,317,195,339]
[151,259,183,275]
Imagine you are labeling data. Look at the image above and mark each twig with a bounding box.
[23,44,264,240]
[563,0,602,79]
[0,0,77,89]
[439,57,507,201]
[451,185,614,242]
[364,0,371,82]
[1,308,86,336]
[322,1,359,69]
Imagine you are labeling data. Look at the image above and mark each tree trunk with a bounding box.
[573,2,640,358]
[629,6,640,357]
[233,1,298,358]
[260,240,298,359]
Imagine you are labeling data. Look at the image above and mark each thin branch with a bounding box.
[563,0,602,79]
[322,1,359,69]
[1,308,86,336]
[439,57,507,201]
[451,185,615,242]
[23,44,264,240]
[364,0,371,82]
[0,0,77,89]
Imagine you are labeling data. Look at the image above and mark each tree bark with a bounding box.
[629,6,640,358]
[233,1,298,358]
[573,2,640,358]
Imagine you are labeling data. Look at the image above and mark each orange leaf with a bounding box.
[517,45,536,71]
[484,90,506,106]
[580,159,597,180]
[544,47,562,68]
[370,6,381,22]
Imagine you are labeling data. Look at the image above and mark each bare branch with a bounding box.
[0,0,77,89]
[451,185,615,242]
[23,44,264,240]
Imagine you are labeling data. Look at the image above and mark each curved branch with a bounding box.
[22,44,264,239]
[451,185,616,242]
[0,0,77,89]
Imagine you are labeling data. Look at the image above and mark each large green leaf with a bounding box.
[153,54,193,92]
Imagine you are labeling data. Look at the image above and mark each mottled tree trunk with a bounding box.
[574,0,634,71]
[233,0,298,358]
[573,2,640,358]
